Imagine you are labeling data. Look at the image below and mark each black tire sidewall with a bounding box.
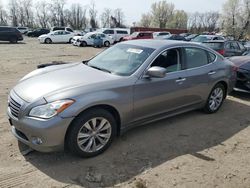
[66,109,117,157]
[45,38,52,44]
[104,41,110,47]
[81,41,87,47]
[204,83,226,114]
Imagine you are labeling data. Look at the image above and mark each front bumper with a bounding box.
[8,108,74,152]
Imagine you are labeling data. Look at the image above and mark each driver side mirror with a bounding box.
[146,66,167,78]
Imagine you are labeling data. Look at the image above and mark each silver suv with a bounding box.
[7,40,236,157]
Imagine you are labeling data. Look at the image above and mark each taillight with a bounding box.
[217,49,225,56]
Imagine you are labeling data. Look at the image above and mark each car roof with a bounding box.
[203,40,225,43]
[122,39,199,49]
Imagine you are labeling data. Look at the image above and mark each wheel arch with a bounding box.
[215,80,228,98]
[65,104,121,145]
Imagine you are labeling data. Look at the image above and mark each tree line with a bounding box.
[139,0,250,39]
[0,0,249,39]
[0,0,126,29]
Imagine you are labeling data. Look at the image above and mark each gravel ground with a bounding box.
[0,37,250,188]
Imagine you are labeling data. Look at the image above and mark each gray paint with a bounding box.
[7,39,236,152]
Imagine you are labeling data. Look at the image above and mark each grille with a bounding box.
[9,96,21,118]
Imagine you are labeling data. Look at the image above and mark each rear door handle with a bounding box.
[175,78,186,83]
[208,71,216,75]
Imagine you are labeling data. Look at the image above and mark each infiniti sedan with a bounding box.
[7,40,236,157]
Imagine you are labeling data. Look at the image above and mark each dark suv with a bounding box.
[26,28,50,37]
[203,40,246,57]
[0,26,23,43]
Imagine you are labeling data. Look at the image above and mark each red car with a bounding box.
[123,31,153,41]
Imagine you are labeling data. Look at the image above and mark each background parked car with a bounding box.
[165,34,188,41]
[17,27,29,34]
[191,35,225,43]
[123,31,153,41]
[153,32,171,39]
[0,26,23,43]
[185,34,198,41]
[229,56,250,93]
[98,28,130,42]
[51,27,74,33]
[203,40,247,57]
[26,28,50,37]
[77,32,114,47]
[38,30,75,44]
[243,51,250,56]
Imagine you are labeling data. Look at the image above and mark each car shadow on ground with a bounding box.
[23,98,250,188]
[0,42,26,45]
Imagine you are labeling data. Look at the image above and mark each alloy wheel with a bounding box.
[209,87,224,111]
[77,117,112,153]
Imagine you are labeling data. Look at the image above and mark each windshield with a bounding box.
[130,32,139,37]
[87,44,155,76]
[192,36,211,42]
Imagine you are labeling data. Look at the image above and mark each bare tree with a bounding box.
[221,0,241,38]
[111,8,125,28]
[140,13,152,27]
[188,11,220,33]
[169,10,188,29]
[49,0,66,27]
[0,0,8,25]
[35,1,50,28]
[100,8,112,28]
[17,0,34,27]
[151,0,175,28]
[66,3,88,29]
[8,0,19,26]
[89,1,98,28]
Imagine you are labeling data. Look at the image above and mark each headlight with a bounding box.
[29,99,74,119]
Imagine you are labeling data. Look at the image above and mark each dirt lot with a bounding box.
[0,37,250,188]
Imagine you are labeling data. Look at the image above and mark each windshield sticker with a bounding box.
[127,48,143,54]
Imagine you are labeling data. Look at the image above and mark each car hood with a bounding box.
[13,63,121,102]
[39,34,49,38]
[229,56,250,71]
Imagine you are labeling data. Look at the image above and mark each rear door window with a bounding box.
[184,48,209,69]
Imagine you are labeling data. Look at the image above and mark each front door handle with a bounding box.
[175,78,186,83]
[208,71,216,75]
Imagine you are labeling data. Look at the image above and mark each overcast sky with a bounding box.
[1,0,228,25]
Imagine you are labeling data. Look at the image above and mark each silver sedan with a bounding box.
[7,40,236,157]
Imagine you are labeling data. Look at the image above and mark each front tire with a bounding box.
[104,41,110,47]
[66,109,117,157]
[45,38,52,44]
[80,41,87,47]
[204,83,226,113]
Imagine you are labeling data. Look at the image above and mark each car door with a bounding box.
[133,48,191,122]
[182,47,218,103]
[63,31,71,42]
[52,31,62,42]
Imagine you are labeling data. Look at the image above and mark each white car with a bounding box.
[98,28,130,42]
[76,32,114,47]
[153,32,171,39]
[38,30,75,44]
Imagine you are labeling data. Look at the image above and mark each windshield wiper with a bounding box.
[89,65,112,73]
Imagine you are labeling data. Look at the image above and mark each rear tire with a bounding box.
[203,83,226,114]
[10,38,18,43]
[66,109,117,157]
[45,38,52,44]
